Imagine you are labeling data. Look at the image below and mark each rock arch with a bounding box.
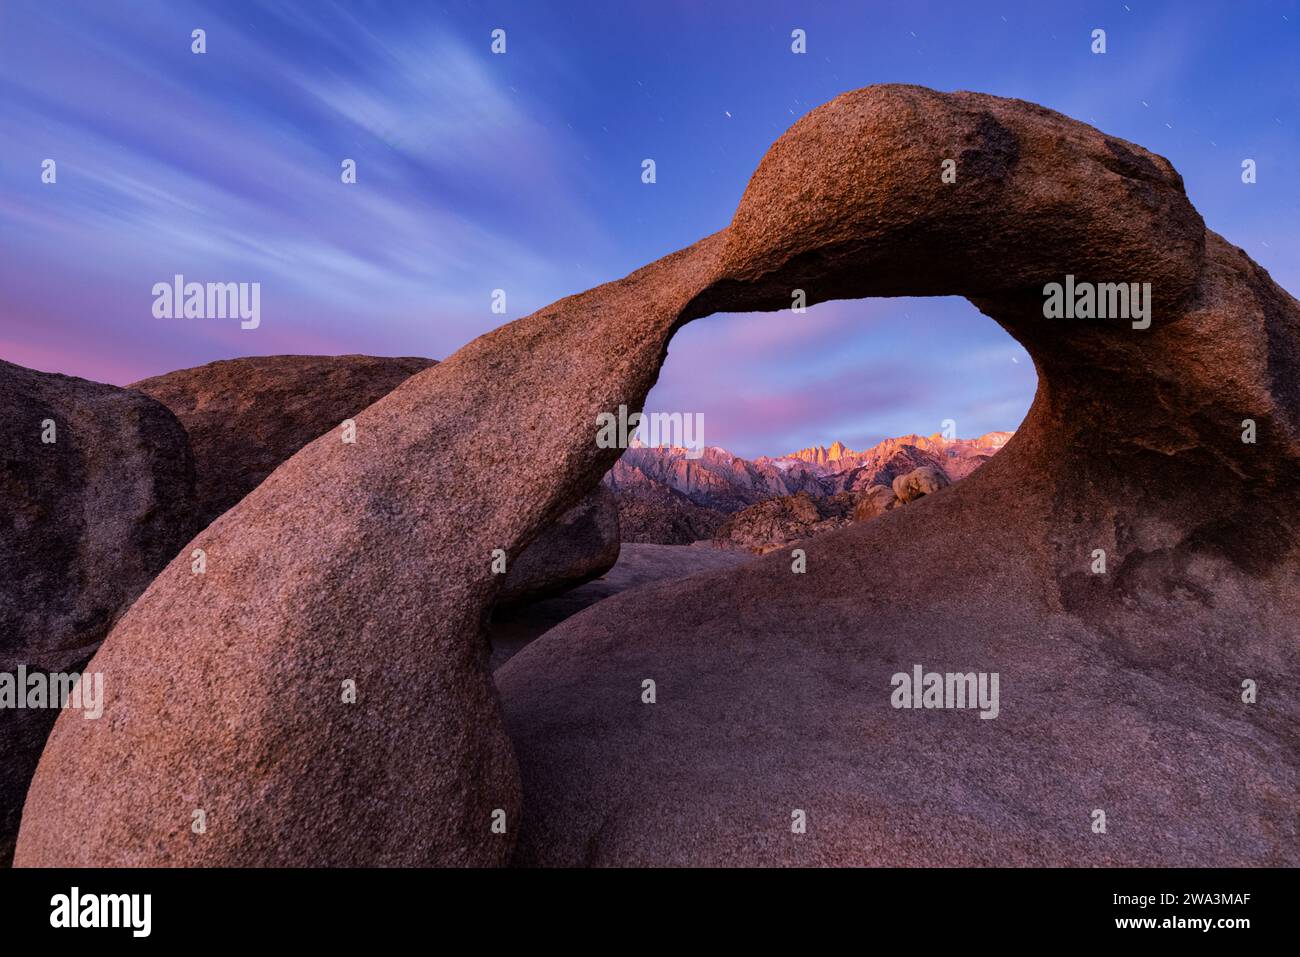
[17,85,1300,866]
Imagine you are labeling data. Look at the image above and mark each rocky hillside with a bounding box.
[778,431,1013,489]
[607,430,1012,543]
[713,491,858,553]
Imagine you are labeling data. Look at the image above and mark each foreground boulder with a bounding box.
[1,360,196,865]
[891,465,951,504]
[18,358,520,866]
[19,85,1300,867]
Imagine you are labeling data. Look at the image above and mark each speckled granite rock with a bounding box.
[18,85,1300,868]
[498,484,620,608]
[1,360,196,865]
[131,354,437,527]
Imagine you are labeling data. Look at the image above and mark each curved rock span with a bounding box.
[17,85,1300,866]
[130,353,621,605]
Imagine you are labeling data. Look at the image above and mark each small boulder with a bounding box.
[498,485,621,608]
[891,466,951,504]
[853,484,897,520]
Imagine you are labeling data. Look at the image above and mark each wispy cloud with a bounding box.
[0,0,608,381]
[1,0,1292,453]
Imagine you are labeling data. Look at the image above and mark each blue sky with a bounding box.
[1,0,1296,457]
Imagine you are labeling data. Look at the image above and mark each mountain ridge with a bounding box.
[606,429,1014,543]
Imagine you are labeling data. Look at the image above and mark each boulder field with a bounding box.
[17,84,1300,866]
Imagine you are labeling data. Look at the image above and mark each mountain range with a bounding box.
[604,431,1013,543]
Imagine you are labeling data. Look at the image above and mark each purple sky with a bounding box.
[2,1,1296,457]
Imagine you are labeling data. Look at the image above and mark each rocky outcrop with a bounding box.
[493,86,1300,865]
[606,473,728,544]
[131,354,437,527]
[819,442,948,495]
[138,354,621,604]
[852,484,896,520]
[1,360,197,865]
[891,465,951,504]
[713,491,856,553]
[17,357,519,867]
[785,439,851,468]
[498,485,620,607]
[18,85,1300,867]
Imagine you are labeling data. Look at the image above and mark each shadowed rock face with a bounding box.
[498,484,620,608]
[1,360,196,865]
[17,85,1300,866]
[488,542,754,671]
[131,355,438,527]
[607,477,728,544]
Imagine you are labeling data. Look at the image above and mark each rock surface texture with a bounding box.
[713,490,857,553]
[489,542,753,670]
[853,484,898,520]
[608,476,728,544]
[19,355,522,866]
[18,85,1300,867]
[134,353,620,602]
[891,465,952,504]
[1,361,196,864]
[607,445,824,513]
[131,354,437,527]
[498,484,621,608]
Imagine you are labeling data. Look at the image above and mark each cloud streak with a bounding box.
[1,0,1294,454]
